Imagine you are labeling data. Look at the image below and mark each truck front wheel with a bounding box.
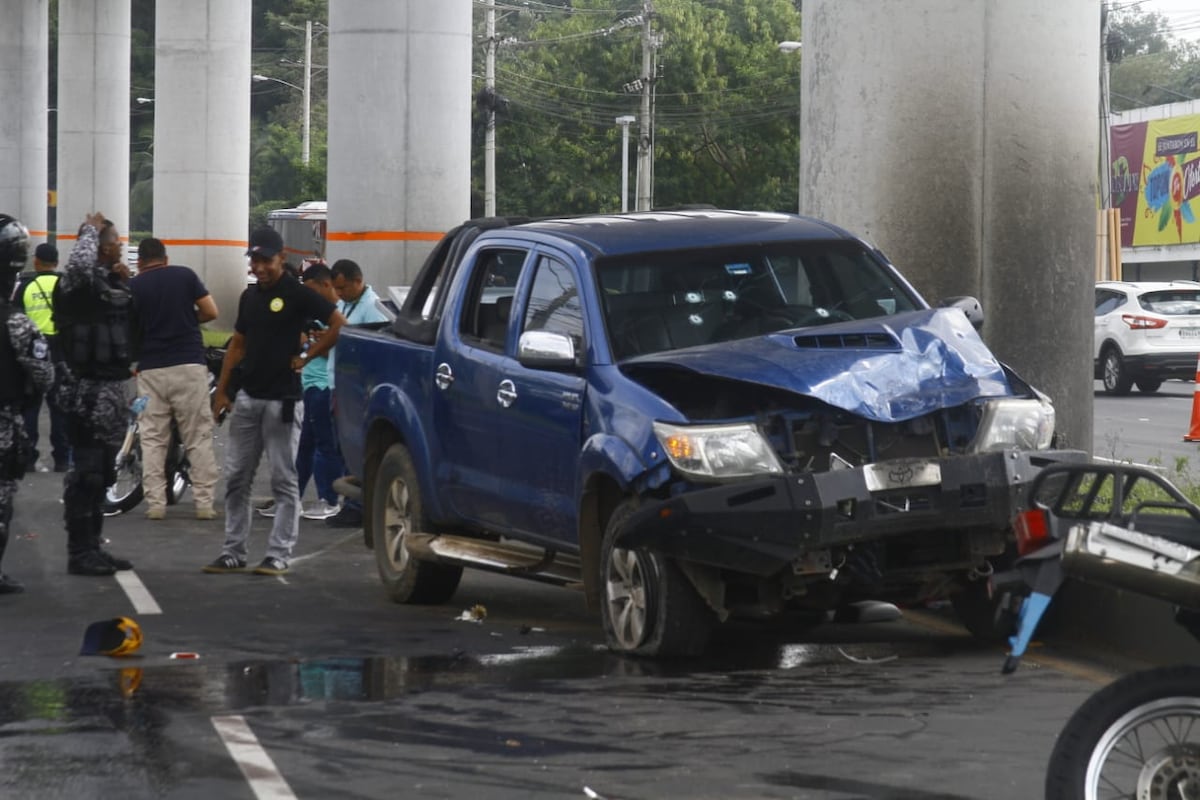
[600,499,713,658]
[372,443,462,604]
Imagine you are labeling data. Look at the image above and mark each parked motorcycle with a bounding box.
[102,344,226,516]
[997,462,1200,800]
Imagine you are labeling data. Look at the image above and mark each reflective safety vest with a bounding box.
[20,273,57,336]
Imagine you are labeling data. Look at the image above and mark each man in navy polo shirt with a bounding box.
[129,238,220,519]
[205,228,346,576]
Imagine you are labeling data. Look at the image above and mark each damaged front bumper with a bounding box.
[617,448,1089,576]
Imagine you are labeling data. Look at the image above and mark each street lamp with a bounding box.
[778,40,802,214]
[615,115,636,212]
[252,73,310,166]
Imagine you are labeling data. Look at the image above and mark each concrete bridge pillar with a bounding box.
[326,0,472,287]
[57,0,131,251]
[802,0,1098,451]
[0,0,50,245]
[153,0,251,328]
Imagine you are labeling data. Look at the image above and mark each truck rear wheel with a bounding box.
[372,443,462,604]
[600,499,713,658]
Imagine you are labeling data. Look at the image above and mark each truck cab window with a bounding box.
[460,247,526,351]
[523,256,583,350]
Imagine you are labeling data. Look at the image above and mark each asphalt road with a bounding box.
[0,397,1180,799]
[1092,377,1200,468]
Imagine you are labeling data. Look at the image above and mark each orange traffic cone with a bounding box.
[1185,356,1200,441]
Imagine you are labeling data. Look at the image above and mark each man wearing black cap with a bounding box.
[13,242,69,472]
[205,227,346,576]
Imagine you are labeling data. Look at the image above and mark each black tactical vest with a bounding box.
[53,272,133,380]
[0,306,23,405]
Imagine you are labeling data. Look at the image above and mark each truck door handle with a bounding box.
[435,362,454,390]
[497,379,517,408]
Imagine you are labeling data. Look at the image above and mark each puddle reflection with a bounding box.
[0,633,963,727]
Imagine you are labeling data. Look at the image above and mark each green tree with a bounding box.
[250,0,329,212]
[1108,8,1200,110]
[129,0,155,233]
[480,0,802,216]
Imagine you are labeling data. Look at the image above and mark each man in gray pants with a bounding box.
[205,228,345,575]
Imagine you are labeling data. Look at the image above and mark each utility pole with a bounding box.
[302,20,312,166]
[1099,4,1111,212]
[279,19,322,166]
[635,1,656,211]
[616,115,635,211]
[485,0,497,216]
[1100,3,1123,280]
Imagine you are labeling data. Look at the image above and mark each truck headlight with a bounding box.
[969,398,1055,452]
[653,421,783,480]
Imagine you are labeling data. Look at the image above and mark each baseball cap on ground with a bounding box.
[34,243,58,263]
[246,227,284,258]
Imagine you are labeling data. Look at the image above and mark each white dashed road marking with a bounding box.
[115,570,162,615]
[211,715,297,799]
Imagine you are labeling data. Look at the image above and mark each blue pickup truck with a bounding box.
[333,209,1084,657]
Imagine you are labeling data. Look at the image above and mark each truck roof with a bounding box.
[506,209,856,258]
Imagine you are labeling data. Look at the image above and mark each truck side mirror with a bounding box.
[939,295,984,331]
[518,330,579,371]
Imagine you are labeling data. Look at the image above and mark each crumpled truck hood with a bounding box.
[621,308,1014,423]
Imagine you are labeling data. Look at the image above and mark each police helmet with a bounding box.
[0,214,30,274]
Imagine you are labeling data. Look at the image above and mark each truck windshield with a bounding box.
[596,241,921,359]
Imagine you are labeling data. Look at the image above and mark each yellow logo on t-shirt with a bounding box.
[270,297,284,312]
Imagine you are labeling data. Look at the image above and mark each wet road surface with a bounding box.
[1,609,1097,799]
[0,436,1112,799]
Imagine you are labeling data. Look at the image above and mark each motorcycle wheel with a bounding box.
[102,429,189,516]
[1045,664,1200,800]
[103,435,145,516]
[163,428,190,506]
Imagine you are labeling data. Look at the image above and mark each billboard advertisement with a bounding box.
[1110,114,1200,248]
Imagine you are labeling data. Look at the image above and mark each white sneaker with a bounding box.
[302,500,342,520]
[255,499,277,518]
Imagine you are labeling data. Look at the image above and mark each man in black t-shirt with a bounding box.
[129,238,220,520]
[204,228,345,576]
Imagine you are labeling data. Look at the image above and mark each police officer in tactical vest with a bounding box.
[0,214,55,592]
[53,212,135,576]
[13,242,69,472]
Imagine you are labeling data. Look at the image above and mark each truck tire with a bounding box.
[372,443,462,605]
[1045,665,1200,800]
[600,499,713,658]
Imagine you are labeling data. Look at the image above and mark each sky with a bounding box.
[1134,0,1200,42]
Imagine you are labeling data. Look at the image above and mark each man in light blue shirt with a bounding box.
[325,259,389,528]
[328,259,388,389]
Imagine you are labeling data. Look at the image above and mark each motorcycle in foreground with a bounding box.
[102,344,226,515]
[998,462,1200,800]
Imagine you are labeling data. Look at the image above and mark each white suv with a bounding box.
[1095,281,1200,394]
